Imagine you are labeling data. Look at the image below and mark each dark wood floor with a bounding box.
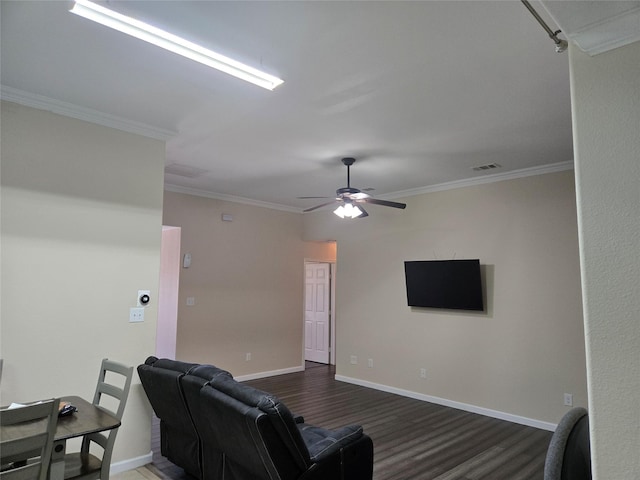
[147,362,552,480]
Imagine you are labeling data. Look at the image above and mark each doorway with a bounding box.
[304,262,336,365]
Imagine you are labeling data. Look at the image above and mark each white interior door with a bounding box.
[304,263,330,364]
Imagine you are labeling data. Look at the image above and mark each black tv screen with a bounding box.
[404,259,484,311]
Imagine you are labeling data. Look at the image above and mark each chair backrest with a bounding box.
[81,359,133,477]
[92,359,133,420]
[544,407,592,480]
[1,398,60,480]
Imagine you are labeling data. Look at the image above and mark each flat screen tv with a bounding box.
[404,259,484,311]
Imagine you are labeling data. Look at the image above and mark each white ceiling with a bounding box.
[1,0,577,212]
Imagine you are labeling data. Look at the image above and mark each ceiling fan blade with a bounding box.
[362,198,407,209]
[357,205,369,218]
[351,191,370,200]
[303,200,338,213]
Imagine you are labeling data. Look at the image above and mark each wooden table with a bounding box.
[1,396,120,480]
[51,396,120,480]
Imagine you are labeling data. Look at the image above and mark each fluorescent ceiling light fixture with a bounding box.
[70,0,284,90]
[334,203,363,219]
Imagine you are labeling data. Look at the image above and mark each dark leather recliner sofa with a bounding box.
[138,356,374,480]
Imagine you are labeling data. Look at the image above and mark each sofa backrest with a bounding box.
[137,356,199,427]
[204,375,311,480]
[180,364,235,423]
[200,385,278,479]
[137,356,201,477]
[178,364,233,479]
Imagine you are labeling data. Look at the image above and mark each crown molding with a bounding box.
[382,161,574,201]
[1,85,175,141]
[2,88,574,214]
[167,161,573,214]
[164,184,302,214]
[540,1,640,56]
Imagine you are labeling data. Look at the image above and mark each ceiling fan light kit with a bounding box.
[304,158,406,219]
[69,0,284,90]
[334,202,363,219]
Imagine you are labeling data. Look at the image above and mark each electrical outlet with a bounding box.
[367,358,374,368]
[245,353,252,361]
[350,355,358,365]
[186,297,195,306]
[563,393,573,406]
[420,368,427,379]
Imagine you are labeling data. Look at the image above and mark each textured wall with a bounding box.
[569,41,640,478]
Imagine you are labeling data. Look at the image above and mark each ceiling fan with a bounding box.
[301,158,407,218]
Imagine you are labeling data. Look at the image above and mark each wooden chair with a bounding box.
[1,398,60,480]
[63,359,133,480]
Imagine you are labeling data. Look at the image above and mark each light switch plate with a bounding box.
[129,307,144,323]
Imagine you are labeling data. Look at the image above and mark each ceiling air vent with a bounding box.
[165,163,209,178]
[472,163,502,172]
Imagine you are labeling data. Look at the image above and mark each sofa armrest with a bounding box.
[298,424,363,462]
[298,432,373,480]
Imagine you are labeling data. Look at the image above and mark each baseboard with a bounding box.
[235,365,304,382]
[334,374,557,432]
[110,451,153,475]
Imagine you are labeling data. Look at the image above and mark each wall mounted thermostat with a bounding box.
[137,290,151,307]
[183,253,191,268]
